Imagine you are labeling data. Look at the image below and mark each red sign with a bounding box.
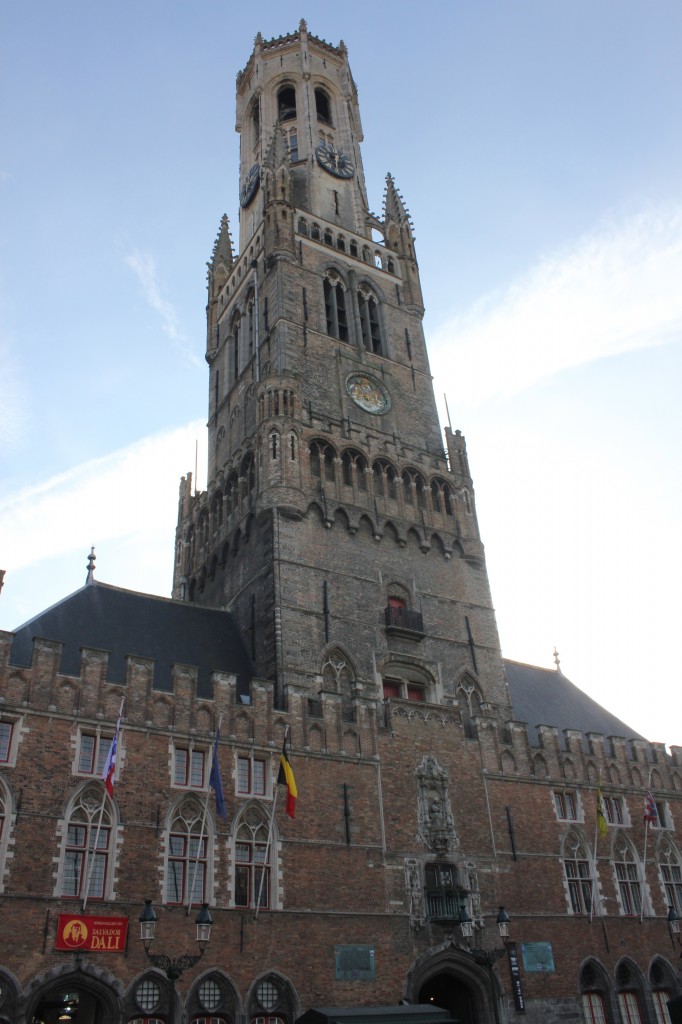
[55,913,129,952]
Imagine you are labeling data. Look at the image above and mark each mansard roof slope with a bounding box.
[10,580,252,698]
[504,658,645,742]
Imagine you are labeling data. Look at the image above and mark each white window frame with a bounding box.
[553,789,582,822]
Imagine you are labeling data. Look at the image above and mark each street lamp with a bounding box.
[458,906,511,1024]
[138,900,213,1024]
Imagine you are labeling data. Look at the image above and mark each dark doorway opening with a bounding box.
[31,984,105,1024]
[419,972,474,1024]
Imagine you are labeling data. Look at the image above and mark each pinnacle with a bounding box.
[210,214,234,268]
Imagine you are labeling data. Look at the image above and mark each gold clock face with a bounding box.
[345,373,390,415]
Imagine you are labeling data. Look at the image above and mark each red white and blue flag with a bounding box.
[102,700,125,798]
[643,789,657,825]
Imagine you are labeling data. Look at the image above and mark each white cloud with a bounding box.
[125,250,203,367]
[430,204,682,404]
[0,421,206,573]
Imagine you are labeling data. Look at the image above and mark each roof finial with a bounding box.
[0,569,5,595]
[86,546,96,585]
[553,647,561,672]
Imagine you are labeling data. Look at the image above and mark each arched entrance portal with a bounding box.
[30,985,102,1024]
[408,947,501,1024]
[419,972,474,1024]
[24,967,120,1024]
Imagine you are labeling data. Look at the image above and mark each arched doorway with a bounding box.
[408,948,499,1024]
[419,971,474,1024]
[24,969,120,1024]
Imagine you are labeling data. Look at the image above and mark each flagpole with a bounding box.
[82,783,108,912]
[590,777,600,925]
[254,783,279,921]
[187,715,222,916]
[640,770,652,923]
[83,698,124,911]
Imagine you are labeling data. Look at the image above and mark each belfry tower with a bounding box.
[173,21,511,717]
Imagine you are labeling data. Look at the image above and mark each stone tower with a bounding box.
[173,21,511,717]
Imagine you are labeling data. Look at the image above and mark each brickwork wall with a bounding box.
[0,630,681,1023]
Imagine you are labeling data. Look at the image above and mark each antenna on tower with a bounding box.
[443,394,453,431]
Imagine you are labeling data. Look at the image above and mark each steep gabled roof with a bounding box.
[10,581,252,698]
[504,658,645,742]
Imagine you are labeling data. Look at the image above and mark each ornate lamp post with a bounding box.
[458,906,511,1024]
[139,899,213,1024]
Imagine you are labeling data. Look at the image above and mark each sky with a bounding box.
[1,1,681,750]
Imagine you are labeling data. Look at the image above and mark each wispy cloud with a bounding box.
[0,421,206,573]
[0,333,27,455]
[125,250,202,367]
[430,203,682,404]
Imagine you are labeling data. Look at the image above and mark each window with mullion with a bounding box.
[661,861,682,911]
[617,992,642,1024]
[166,832,206,905]
[174,747,206,789]
[63,823,109,899]
[78,733,111,776]
[0,722,13,762]
[235,840,269,909]
[582,992,608,1024]
[554,790,577,820]
[616,861,642,916]
[652,990,673,1024]
[565,859,593,914]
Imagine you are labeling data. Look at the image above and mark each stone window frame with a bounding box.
[163,793,215,907]
[236,752,271,799]
[553,788,583,823]
[0,715,23,768]
[230,803,280,911]
[53,782,117,901]
[73,725,115,781]
[561,827,596,916]
[170,740,209,793]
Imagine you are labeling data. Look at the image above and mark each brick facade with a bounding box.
[2,20,680,1024]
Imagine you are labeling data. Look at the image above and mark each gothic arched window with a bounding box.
[323,277,348,341]
[230,312,241,383]
[357,289,384,355]
[165,796,212,905]
[277,86,296,122]
[614,834,643,916]
[341,449,368,491]
[309,440,336,484]
[59,784,114,900]
[233,805,272,909]
[658,837,682,913]
[580,961,611,1024]
[562,829,594,915]
[315,87,332,125]
[373,459,397,499]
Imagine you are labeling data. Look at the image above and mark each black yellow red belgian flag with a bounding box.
[277,734,297,819]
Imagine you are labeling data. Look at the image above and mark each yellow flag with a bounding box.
[596,781,608,838]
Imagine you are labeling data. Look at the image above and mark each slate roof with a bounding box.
[504,658,645,744]
[10,581,252,698]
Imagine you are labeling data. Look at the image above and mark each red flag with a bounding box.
[102,701,124,797]
[644,789,657,825]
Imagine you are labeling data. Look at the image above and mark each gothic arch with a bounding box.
[186,968,243,1023]
[245,969,300,1024]
[321,646,356,694]
[405,942,501,1024]
[532,753,548,780]
[23,961,123,1024]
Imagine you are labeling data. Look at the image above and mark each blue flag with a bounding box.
[210,729,227,819]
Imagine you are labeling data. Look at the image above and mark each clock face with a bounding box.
[316,141,355,179]
[240,163,261,207]
[345,373,390,415]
